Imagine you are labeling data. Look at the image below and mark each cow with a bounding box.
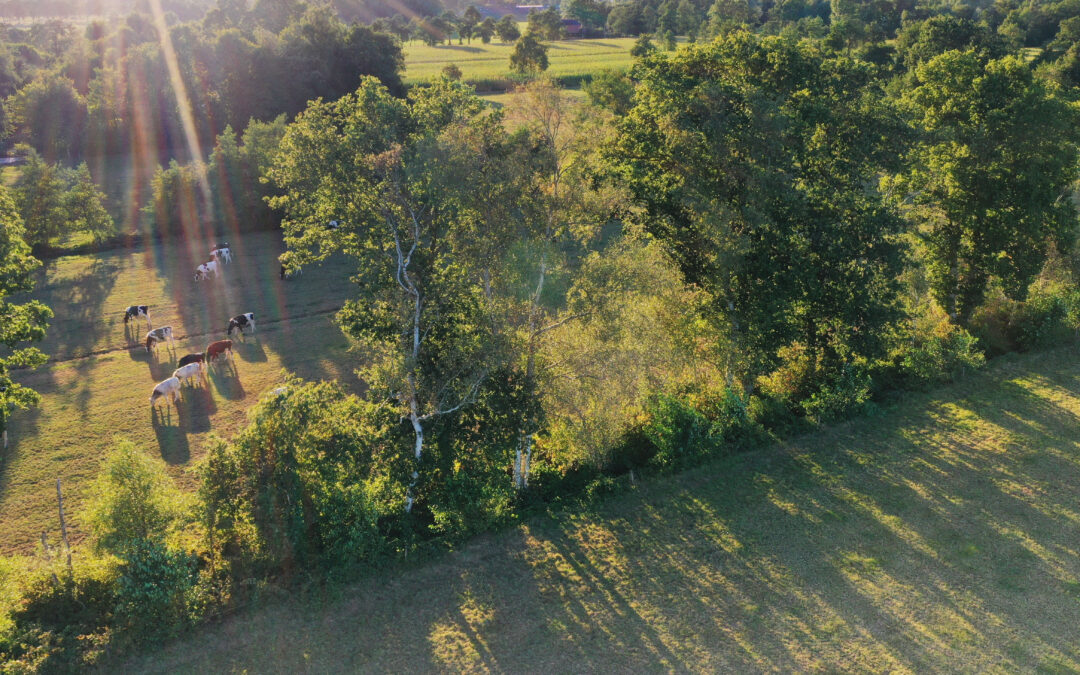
[149,376,182,408]
[145,326,175,353]
[205,339,233,365]
[122,305,152,329]
[227,313,256,338]
[195,260,219,281]
[177,353,205,368]
[173,362,207,387]
[211,246,232,264]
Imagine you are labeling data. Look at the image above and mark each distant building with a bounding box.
[561,18,583,36]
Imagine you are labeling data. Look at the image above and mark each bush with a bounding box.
[799,366,873,426]
[969,289,1077,355]
[112,541,196,645]
[899,320,985,386]
[644,389,763,472]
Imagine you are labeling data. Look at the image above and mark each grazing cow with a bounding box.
[149,376,182,408]
[205,339,233,364]
[122,305,152,329]
[194,260,219,281]
[177,352,205,368]
[227,313,256,338]
[211,246,232,264]
[145,326,175,353]
[173,362,207,387]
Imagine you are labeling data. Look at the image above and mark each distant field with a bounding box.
[403,37,638,90]
[0,231,361,554]
[123,345,1080,672]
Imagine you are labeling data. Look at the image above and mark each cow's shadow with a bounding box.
[132,347,177,381]
[233,337,267,363]
[209,360,246,401]
[150,405,190,464]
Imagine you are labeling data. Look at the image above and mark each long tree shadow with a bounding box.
[232,336,267,363]
[28,256,121,361]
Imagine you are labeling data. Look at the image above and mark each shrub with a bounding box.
[900,320,985,386]
[112,541,196,645]
[644,394,717,471]
[800,366,873,426]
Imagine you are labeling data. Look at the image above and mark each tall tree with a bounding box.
[614,32,906,389]
[268,78,509,513]
[892,50,1080,324]
[0,187,51,450]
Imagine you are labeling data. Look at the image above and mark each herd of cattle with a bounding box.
[123,243,259,411]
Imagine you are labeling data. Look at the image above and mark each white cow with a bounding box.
[195,260,219,281]
[211,247,233,264]
[172,362,207,387]
[149,377,182,408]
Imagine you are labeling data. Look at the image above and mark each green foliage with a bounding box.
[112,540,196,645]
[496,14,521,43]
[510,33,549,74]
[893,51,1080,325]
[899,320,985,386]
[0,188,51,443]
[583,68,635,115]
[4,71,86,161]
[199,380,402,573]
[630,33,656,57]
[9,146,114,248]
[85,441,188,556]
[614,31,906,395]
[799,366,873,425]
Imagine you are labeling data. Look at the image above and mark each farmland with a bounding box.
[402,37,639,90]
[0,231,360,554]
[121,345,1080,672]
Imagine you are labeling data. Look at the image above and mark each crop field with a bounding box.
[121,346,1080,672]
[403,37,639,89]
[0,231,362,554]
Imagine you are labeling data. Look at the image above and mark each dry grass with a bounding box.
[119,346,1080,672]
[0,231,360,554]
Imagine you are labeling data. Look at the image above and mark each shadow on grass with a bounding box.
[233,337,267,363]
[150,405,190,464]
[131,349,1080,673]
[209,360,246,401]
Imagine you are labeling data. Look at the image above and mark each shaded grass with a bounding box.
[120,346,1080,672]
[403,38,639,90]
[0,231,360,555]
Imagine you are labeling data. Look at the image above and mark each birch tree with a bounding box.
[268,77,508,512]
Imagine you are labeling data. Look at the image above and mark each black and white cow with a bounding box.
[123,305,152,328]
[211,246,232,264]
[145,326,175,353]
[227,313,256,338]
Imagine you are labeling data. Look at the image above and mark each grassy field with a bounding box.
[0,230,361,554]
[403,37,638,89]
[116,345,1080,672]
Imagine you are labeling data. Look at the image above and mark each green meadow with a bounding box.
[118,344,1080,672]
[403,37,639,90]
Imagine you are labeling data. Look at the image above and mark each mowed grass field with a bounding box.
[120,346,1080,672]
[0,231,361,555]
[403,37,638,88]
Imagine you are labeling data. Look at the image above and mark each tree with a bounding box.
[268,78,510,513]
[5,72,87,162]
[0,188,50,450]
[510,33,549,74]
[527,8,564,40]
[461,5,482,43]
[613,32,906,390]
[496,14,521,43]
[477,17,496,43]
[85,441,187,555]
[630,33,656,57]
[891,51,1080,324]
[583,68,635,115]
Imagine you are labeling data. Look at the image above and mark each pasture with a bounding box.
[0,231,360,554]
[403,37,639,89]
[121,346,1080,672]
